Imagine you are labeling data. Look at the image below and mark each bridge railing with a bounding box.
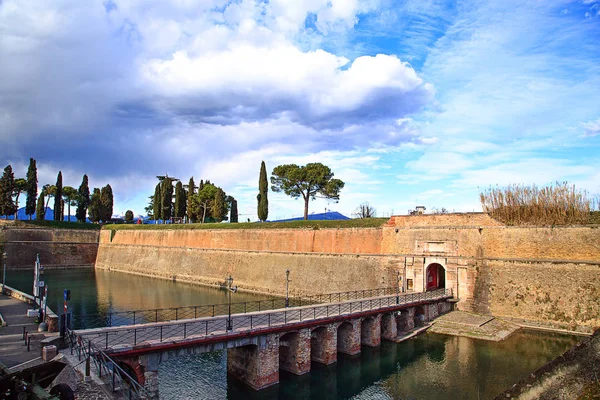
[66,328,152,399]
[70,286,399,329]
[80,289,452,351]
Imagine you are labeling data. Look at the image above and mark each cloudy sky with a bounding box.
[1,0,599,220]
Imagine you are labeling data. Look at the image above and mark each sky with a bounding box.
[1,0,599,221]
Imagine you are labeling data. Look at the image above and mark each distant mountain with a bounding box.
[4,207,81,222]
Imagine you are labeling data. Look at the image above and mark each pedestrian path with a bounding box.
[0,293,45,368]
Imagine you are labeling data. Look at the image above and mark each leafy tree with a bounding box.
[25,158,37,220]
[174,181,186,219]
[53,171,63,221]
[125,210,134,222]
[89,188,102,223]
[191,183,218,223]
[0,165,17,218]
[43,184,55,218]
[230,198,238,223]
[35,192,45,220]
[270,163,345,220]
[76,175,90,223]
[100,184,113,223]
[185,177,196,223]
[145,196,154,220]
[62,186,78,222]
[12,178,27,219]
[354,202,376,219]
[257,161,269,222]
[152,183,161,223]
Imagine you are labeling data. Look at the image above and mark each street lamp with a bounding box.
[226,275,238,331]
[285,269,291,308]
[396,270,401,305]
[2,251,7,293]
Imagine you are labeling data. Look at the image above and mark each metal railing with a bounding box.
[67,328,152,399]
[70,287,399,329]
[78,289,452,351]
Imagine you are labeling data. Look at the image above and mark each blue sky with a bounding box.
[1,0,599,220]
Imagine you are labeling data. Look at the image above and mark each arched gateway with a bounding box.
[425,263,445,291]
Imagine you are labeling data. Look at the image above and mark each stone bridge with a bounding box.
[71,289,453,398]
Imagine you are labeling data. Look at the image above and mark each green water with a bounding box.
[6,268,581,399]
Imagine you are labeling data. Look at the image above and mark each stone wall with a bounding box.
[0,228,99,269]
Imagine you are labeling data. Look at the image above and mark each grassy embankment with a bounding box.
[7,220,102,230]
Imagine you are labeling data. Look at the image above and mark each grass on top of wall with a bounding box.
[12,220,102,230]
[102,218,390,231]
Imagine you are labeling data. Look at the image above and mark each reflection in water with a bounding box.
[6,268,581,399]
[160,331,579,400]
[6,268,275,320]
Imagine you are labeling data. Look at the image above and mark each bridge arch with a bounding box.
[279,330,311,375]
[360,315,381,347]
[115,358,144,387]
[425,263,446,291]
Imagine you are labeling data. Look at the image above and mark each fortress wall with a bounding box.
[95,244,399,296]
[0,228,99,269]
[103,228,383,254]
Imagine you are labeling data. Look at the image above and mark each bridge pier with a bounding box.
[398,307,416,332]
[337,319,361,355]
[381,312,397,341]
[227,333,279,390]
[361,315,381,347]
[279,329,311,375]
[311,325,337,365]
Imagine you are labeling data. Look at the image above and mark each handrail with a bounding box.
[70,286,399,329]
[66,328,152,399]
[76,289,452,351]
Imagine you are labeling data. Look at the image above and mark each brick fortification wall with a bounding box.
[94,214,599,331]
[0,227,99,269]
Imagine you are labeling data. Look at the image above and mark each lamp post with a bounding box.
[226,275,237,331]
[2,251,7,293]
[285,269,291,308]
[396,270,400,305]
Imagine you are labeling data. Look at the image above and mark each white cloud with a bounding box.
[582,119,600,137]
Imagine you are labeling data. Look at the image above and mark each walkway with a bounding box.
[429,311,520,341]
[74,289,453,354]
[0,293,45,368]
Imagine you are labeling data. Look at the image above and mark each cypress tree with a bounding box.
[35,192,45,220]
[230,199,238,223]
[161,178,173,222]
[100,184,114,223]
[76,175,90,223]
[257,161,269,222]
[212,187,225,222]
[25,158,37,220]
[174,181,186,219]
[153,183,161,223]
[0,165,17,218]
[89,188,101,223]
[53,171,63,221]
[186,177,196,223]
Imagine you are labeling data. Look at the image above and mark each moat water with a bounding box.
[7,268,580,400]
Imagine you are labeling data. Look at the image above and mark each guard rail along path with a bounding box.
[68,288,453,398]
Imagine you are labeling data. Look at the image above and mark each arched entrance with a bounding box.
[425,263,445,291]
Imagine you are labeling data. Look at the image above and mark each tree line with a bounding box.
[147,175,238,223]
[0,158,113,223]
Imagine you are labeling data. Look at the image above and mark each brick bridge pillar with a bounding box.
[227,333,279,390]
[118,355,159,400]
[361,315,381,347]
[381,312,397,341]
[397,307,415,332]
[311,324,337,365]
[279,328,311,375]
[337,319,361,355]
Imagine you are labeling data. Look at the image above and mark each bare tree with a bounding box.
[354,202,376,218]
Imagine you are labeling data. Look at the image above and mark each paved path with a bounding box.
[429,311,520,341]
[0,293,46,368]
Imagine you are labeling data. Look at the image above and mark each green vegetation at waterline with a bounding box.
[102,217,389,230]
